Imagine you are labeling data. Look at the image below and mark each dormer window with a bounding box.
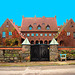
[33,23,36,25]
[42,23,45,25]
[46,25,50,30]
[29,25,32,30]
[38,25,41,30]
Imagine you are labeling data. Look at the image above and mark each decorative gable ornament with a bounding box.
[50,38,59,45]
[22,38,30,45]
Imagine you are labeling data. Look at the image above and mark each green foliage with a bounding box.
[61,50,75,59]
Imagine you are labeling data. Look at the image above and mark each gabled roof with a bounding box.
[7,18,25,39]
[22,38,30,45]
[21,16,58,32]
[55,18,74,38]
[50,38,59,45]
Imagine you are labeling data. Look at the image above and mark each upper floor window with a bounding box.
[67,32,70,36]
[45,34,47,36]
[2,32,6,38]
[38,25,41,30]
[27,34,30,37]
[46,25,50,30]
[36,34,38,36]
[33,23,36,25]
[73,32,75,38]
[31,33,34,36]
[29,25,32,30]
[49,34,51,36]
[40,34,43,36]
[70,25,73,28]
[9,32,12,35]
[42,23,45,25]
[6,25,9,27]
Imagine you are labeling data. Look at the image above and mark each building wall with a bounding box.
[57,19,75,47]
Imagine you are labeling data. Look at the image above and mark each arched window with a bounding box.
[46,25,50,30]
[44,40,47,44]
[40,40,43,44]
[31,40,34,44]
[60,41,64,46]
[38,25,41,30]
[36,40,39,44]
[29,25,32,30]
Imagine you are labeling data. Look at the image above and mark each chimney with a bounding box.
[35,15,36,18]
[43,16,45,18]
[66,19,68,23]
[55,15,56,18]
[14,22,15,25]
[64,22,65,25]
[10,19,13,22]
[22,16,24,18]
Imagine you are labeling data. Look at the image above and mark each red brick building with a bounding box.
[21,16,58,44]
[0,16,75,47]
[56,19,75,47]
[0,18,24,46]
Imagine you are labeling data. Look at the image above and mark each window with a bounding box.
[49,34,51,36]
[38,25,41,30]
[40,34,43,36]
[6,25,9,27]
[36,34,38,36]
[38,27,41,30]
[2,32,6,38]
[33,23,36,25]
[31,33,34,36]
[70,25,73,27]
[67,32,70,36]
[42,23,45,25]
[45,34,47,36]
[9,32,12,35]
[29,27,32,30]
[27,34,30,36]
[46,25,50,30]
[73,32,75,38]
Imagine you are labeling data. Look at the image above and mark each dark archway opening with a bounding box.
[21,39,24,43]
[40,40,43,44]
[49,40,51,44]
[44,40,47,44]
[31,40,34,44]
[15,41,18,45]
[36,40,39,44]
[60,41,64,46]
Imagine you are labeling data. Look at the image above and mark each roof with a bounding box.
[21,16,58,32]
[22,38,30,45]
[7,18,25,39]
[50,38,59,45]
[55,19,73,38]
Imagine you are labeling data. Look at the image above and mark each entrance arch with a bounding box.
[36,40,39,44]
[60,41,64,46]
[31,40,34,44]
[40,40,43,44]
[44,40,47,44]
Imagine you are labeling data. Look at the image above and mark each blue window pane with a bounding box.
[38,27,41,30]
[9,32,12,35]
[27,34,30,36]
[29,27,32,30]
[40,34,43,36]
[49,34,51,36]
[45,34,47,36]
[36,34,38,36]
[31,33,34,36]
[2,32,6,38]
[47,27,50,30]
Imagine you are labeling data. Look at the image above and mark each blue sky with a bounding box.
[0,0,75,26]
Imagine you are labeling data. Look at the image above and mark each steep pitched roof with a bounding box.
[21,16,58,32]
[50,38,59,45]
[22,38,30,45]
[55,18,74,38]
[7,18,25,39]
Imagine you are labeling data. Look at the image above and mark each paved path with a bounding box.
[0,65,75,75]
